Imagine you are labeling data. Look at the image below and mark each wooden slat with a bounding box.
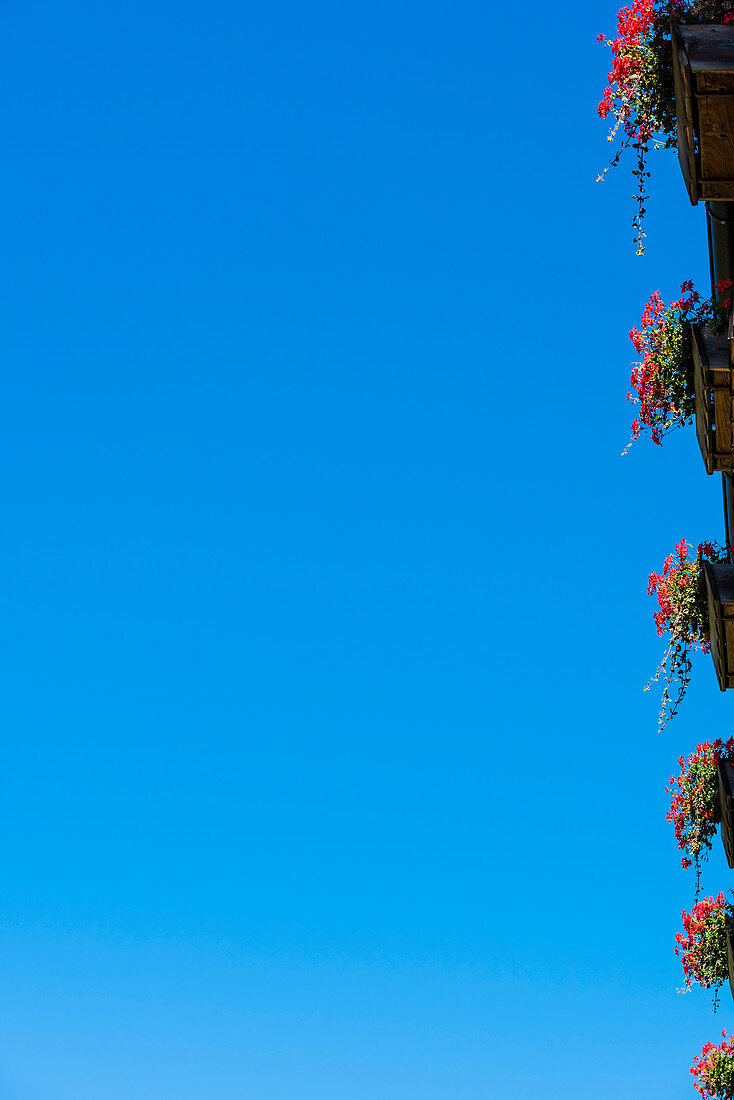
[693,324,714,472]
[705,561,727,690]
[697,71,734,90]
[724,618,734,686]
[706,337,730,383]
[727,915,734,1003]
[715,386,732,456]
[679,25,734,71]
[701,181,734,199]
[697,76,734,183]
[697,387,713,471]
[717,564,734,597]
[719,758,734,869]
[725,474,734,553]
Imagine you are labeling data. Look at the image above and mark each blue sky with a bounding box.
[0,1,730,1097]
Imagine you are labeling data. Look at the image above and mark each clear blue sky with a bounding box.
[0,1,729,1097]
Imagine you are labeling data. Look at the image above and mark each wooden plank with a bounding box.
[697,82,734,183]
[694,326,716,471]
[701,181,734,199]
[725,617,734,684]
[673,24,698,204]
[705,561,727,690]
[697,71,734,91]
[715,386,732,455]
[728,475,734,550]
[698,409,713,471]
[706,336,730,377]
[719,758,734,869]
[711,564,734,602]
[679,25,734,71]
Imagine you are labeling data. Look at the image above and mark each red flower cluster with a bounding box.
[648,539,718,647]
[675,893,728,993]
[626,280,731,449]
[598,1,734,251]
[667,738,734,875]
[598,0,656,128]
[691,1030,734,1098]
[646,539,727,730]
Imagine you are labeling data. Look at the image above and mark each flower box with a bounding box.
[673,24,734,204]
[727,914,734,1001]
[692,323,734,472]
[718,756,734,868]
[704,561,734,689]
[726,473,734,550]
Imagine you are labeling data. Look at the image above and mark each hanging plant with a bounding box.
[647,539,728,729]
[676,892,731,1009]
[597,0,734,253]
[691,1030,734,1097]
[624,280,730,452]
[667,738,734,892]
